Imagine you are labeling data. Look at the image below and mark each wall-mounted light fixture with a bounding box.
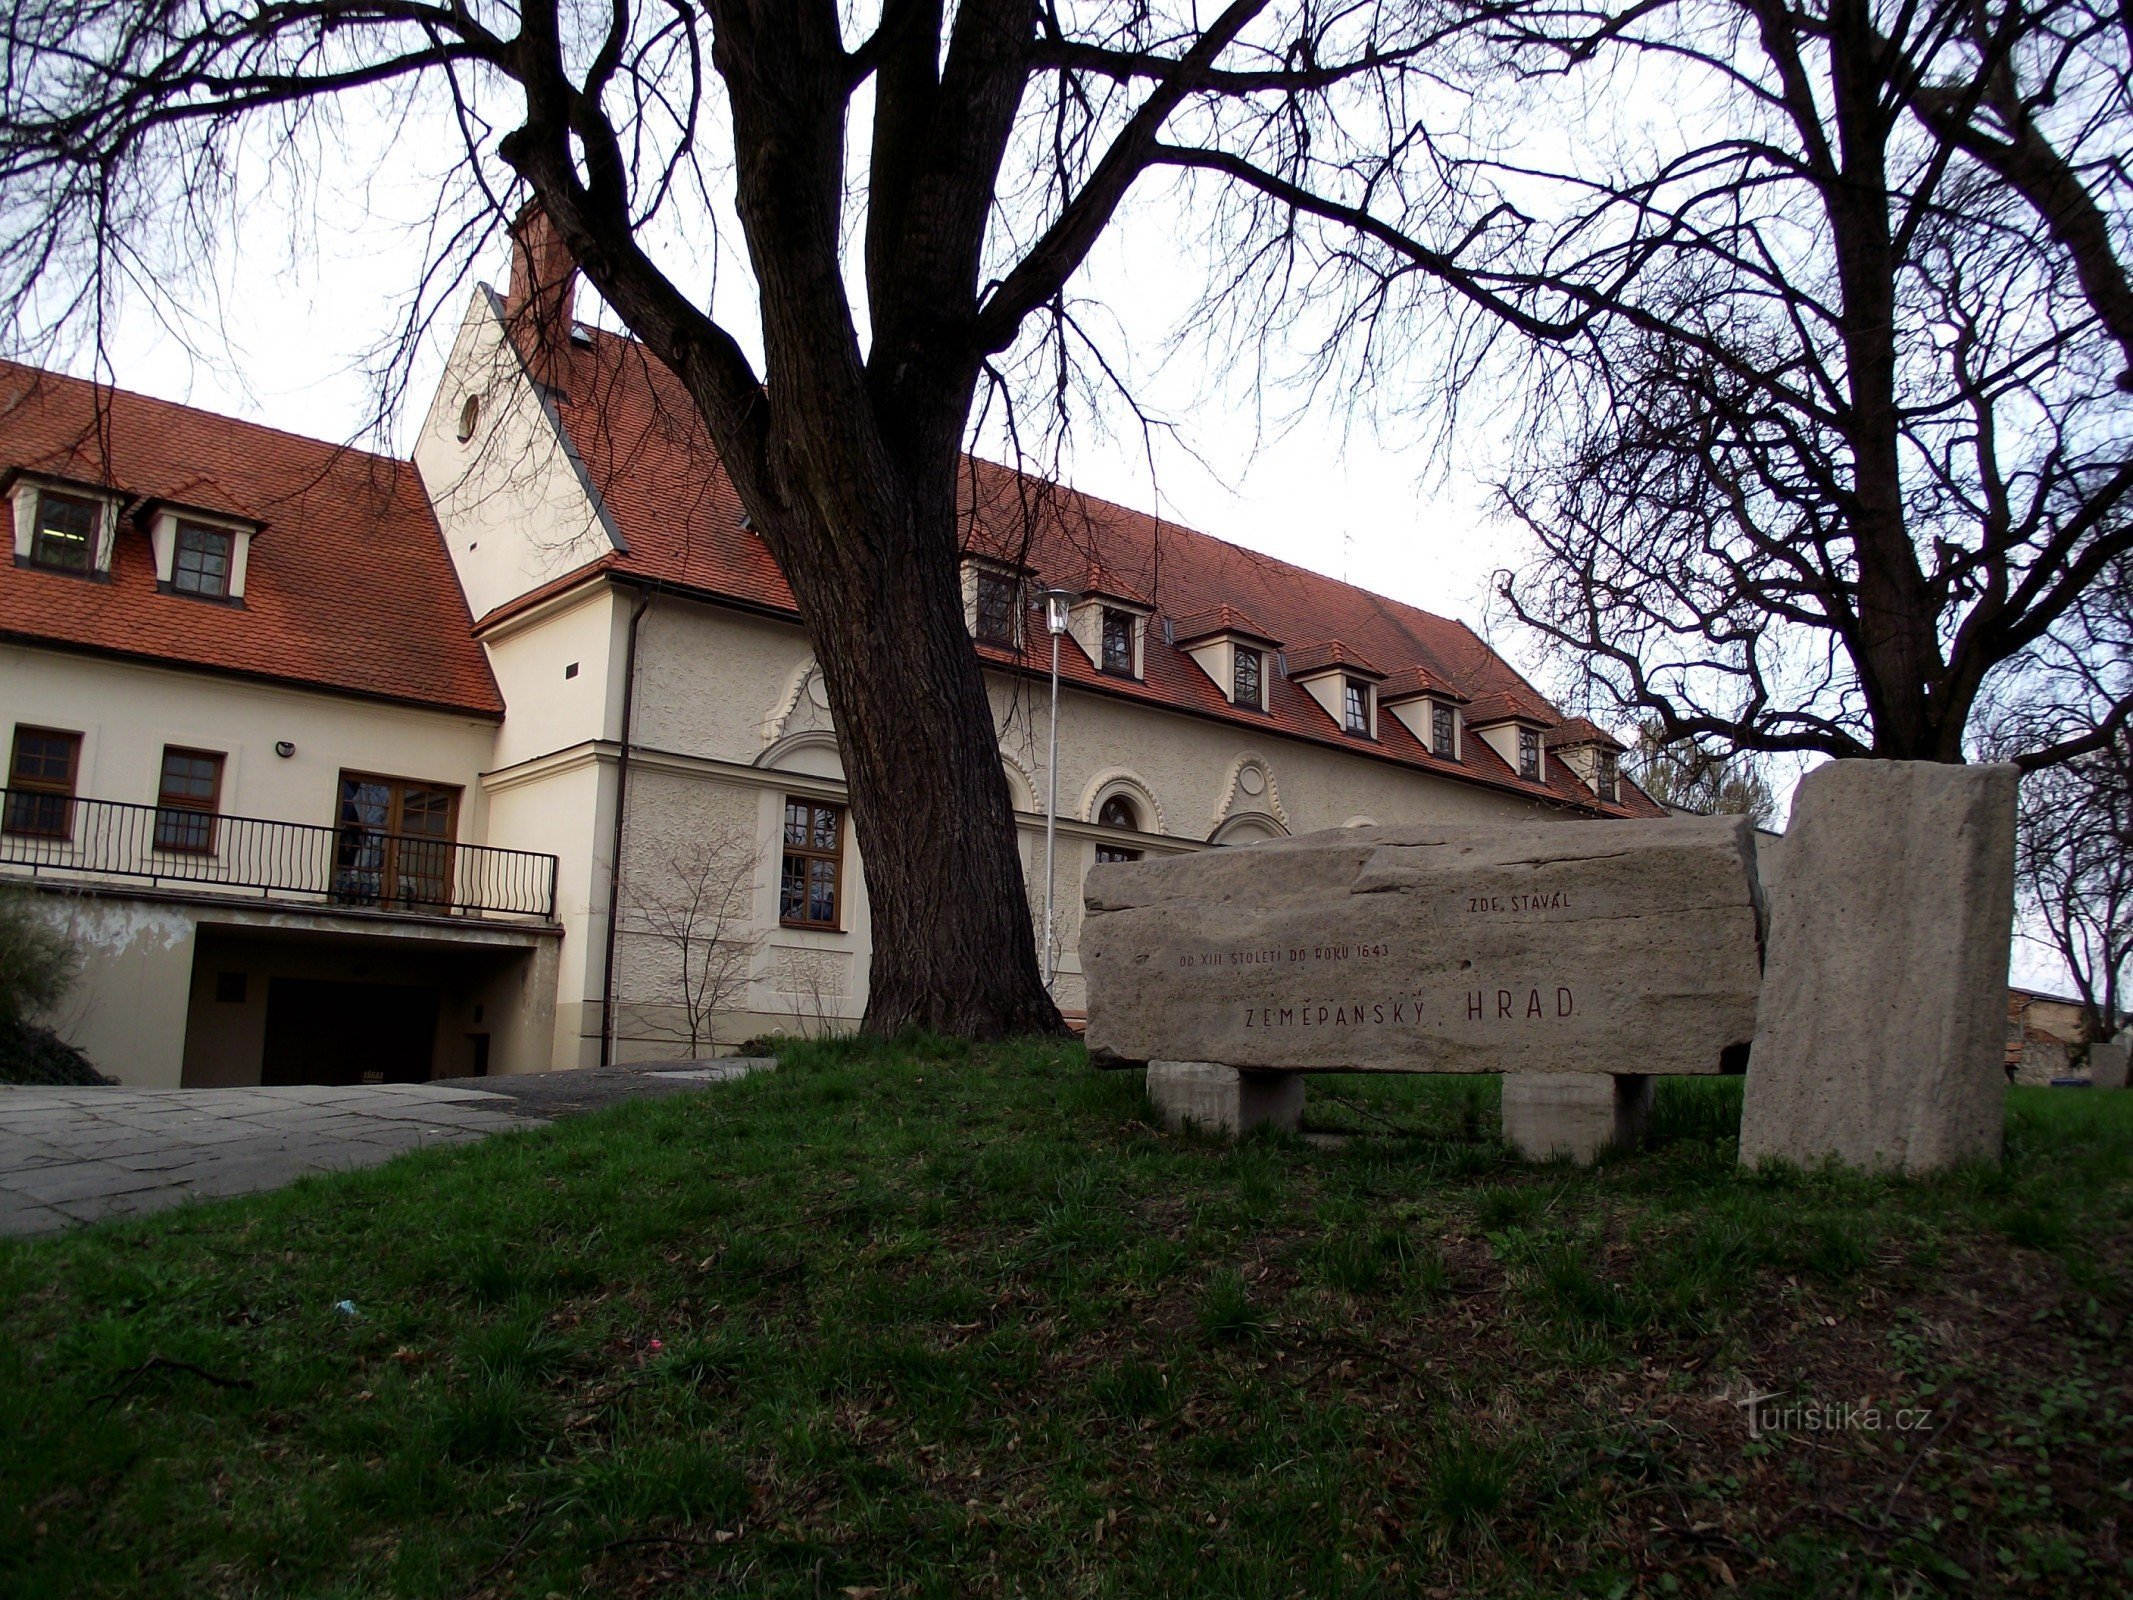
[274,741,296,758]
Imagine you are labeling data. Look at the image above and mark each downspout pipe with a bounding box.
[599,583,653,1068]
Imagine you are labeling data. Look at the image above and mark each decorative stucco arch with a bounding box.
[757,728,844,778]
[1210,811,1289,846]
[760,656,831,749]
[1079,767,1164,834]
[1210,751,1289,835]
[997,750,1037,812]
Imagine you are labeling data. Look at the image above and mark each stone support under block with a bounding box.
[1146,1061,1305,1136]
[1502,1073,1653,1163]
[1740,760,2017,1174]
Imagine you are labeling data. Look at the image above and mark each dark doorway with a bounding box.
[260,979,438,1086]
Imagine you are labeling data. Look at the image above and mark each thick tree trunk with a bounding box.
[765,481,1067,1040]
[1825,0,1960,762]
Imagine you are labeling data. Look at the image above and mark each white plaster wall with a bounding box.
[481,754,612,1069]
[1,645,499,835]
[412,290,615,621]
[24,891,195,1087]
[480,588,624,768]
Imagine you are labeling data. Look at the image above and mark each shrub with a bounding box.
[0,887,78,1025]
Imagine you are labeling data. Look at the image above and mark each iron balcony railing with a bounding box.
[0,789,558,920]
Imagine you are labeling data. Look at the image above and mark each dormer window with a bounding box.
[1519,728,1542,780]
[1432,703,1456,757]
[1598,749,1620,803]
[146,505,256,602]
[11,480,117,577]
[172,521,234,598]
[1344,678,1371,736]
[1100,608,1134,675]
[1233,647,1262,708]
[974,571,1019,646]
[28,490,97,573]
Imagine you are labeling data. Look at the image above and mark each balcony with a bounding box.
[0,789,557,921]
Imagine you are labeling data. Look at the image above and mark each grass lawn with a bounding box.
[3,1039,2130,1598]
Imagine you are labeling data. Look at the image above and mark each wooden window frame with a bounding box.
[4,725,82,839]
[170,520,236,599]
[333,771,463,910]
[1099,608,1135,676]
[1232,646,1262,708]
[1598,750,1619,803]
[153,746,225,855]
[1097,794,1140,833]
[1518,728,1542,781]
[1432,703,1457,758]
[973,571,1019,647]
[1344,677,1371,737]
[27,488,100,575]
[780,797,846,930]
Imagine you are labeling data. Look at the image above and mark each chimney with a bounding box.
[505,200,579,395]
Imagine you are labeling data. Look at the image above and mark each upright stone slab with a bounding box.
[1083,816,1765,1077]
[1740,761,2017,1174]
[2088,1041,2128,1091]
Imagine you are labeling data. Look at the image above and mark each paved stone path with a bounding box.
[0,1060,770,1239]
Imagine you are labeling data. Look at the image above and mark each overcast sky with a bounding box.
[41,144,2078,997]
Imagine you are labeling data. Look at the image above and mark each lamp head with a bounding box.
[1040,588,1077,635]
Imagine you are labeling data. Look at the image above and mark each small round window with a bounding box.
[455,393,481,442]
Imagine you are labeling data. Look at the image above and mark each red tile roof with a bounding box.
[502,317,1661,817]
[0,361,502,716]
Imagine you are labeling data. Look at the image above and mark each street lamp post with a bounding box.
[1038,588,1077,990]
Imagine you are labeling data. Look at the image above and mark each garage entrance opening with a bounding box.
[261,979,439,1086]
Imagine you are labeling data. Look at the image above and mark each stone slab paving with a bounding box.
[0,1059,772,1239]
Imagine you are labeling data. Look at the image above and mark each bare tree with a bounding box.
[623,826,764,1059]
[0,0,1505,1040]
[1626,721,1778,826]
[2010,738,2133,1043]
[1468,0,2133,772]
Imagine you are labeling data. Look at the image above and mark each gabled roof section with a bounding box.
[1378,664,1471,705]
[1464,687,1559,728]
[1172,603,1282,647]
[0,360,503,717]
[1285,639,1385,680]
[506,321,1661,817]
[1078,561,1151,609]
[1545,716,1627,751]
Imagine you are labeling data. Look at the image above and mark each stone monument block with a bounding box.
[2088,1041,2128,1091]
[1083,816,1765,1078]
[1739,760,2017,1174]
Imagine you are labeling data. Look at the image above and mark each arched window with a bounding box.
[1098,794,1140,831]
